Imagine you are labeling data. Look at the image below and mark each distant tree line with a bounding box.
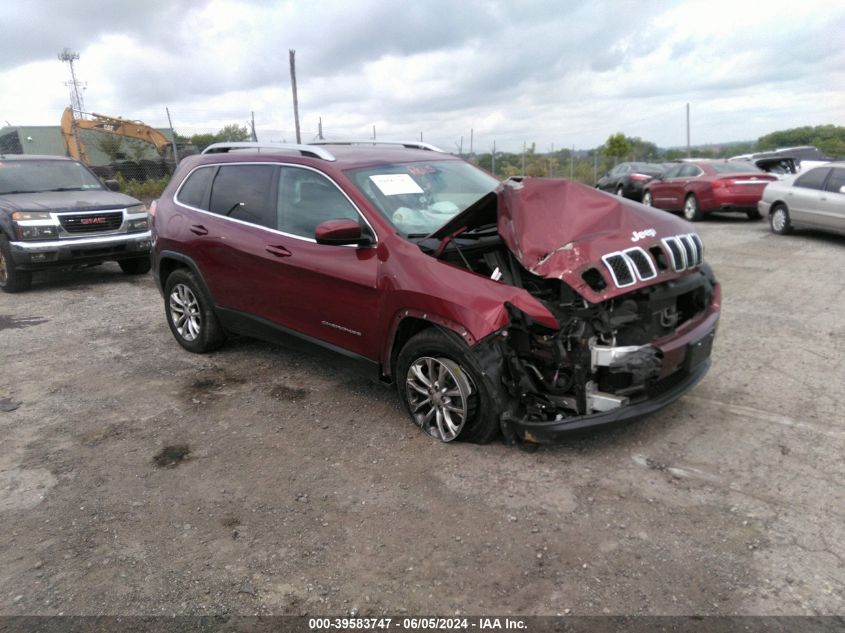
[176,124,253,152]
[470,125,845,185]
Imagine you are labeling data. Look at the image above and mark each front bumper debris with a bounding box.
[502,357,711,444]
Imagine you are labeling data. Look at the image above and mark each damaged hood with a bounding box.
[431,178,697,302]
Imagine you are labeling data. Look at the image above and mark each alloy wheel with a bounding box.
[169,283,201,341]
[772,208,787,232]
[405,356,473,442]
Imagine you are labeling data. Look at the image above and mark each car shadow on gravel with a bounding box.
[24,264,149,293]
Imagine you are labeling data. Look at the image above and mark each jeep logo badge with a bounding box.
[631,228,656,242]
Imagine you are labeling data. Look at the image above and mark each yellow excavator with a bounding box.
[60,107,177,166]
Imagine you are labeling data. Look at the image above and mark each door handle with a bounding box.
[190,224,209,236]
[265,244,292,258]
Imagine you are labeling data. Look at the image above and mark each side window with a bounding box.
[177,166,215,209]
[824,168,845,193]
[208,164,277,228]
[679,164,699,177]
[794,167,830,191]
[664,164,683,178]
[277,167,360,239]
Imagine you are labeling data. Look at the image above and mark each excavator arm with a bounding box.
[61,107,174,164]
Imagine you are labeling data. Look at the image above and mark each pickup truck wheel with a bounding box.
[164,269,226,353]
[615,185,625,197]
[770,203,793,235]
[0,237,32,293]
[396,329,500,444]
[683,194,703,221]
[118,257,151,275]
[642,191,653,206]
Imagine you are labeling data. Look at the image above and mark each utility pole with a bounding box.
[318,116,324,140]
[548,142,554,177]
[165,106,179,165]
[250,111,257,142]
[521,141,526,176]
[686,102,691,158]
[593,152,598,182]
[491,141,496,177]
[58,48,86,116]
[570,145,575,179]
[420,131,423,142]
[289,49,301,144]
[372,125,376,141]
[469,127,474,156]
[459,136,463,155]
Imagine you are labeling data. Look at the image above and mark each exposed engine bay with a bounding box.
[419,227,716,423]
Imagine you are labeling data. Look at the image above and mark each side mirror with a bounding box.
[104,179,120,192]
[315,219,372,246]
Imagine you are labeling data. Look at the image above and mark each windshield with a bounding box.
[0,159,104,195]
[345,160,499,235]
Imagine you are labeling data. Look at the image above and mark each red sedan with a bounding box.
[642,160,777,221]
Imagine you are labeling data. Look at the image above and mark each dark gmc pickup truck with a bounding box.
[0,154,152,292]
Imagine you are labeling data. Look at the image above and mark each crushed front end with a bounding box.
[425,178,721,444]
[491,264,719,443]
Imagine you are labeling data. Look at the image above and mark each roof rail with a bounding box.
[310,140,446,153]
[201,142,336,161]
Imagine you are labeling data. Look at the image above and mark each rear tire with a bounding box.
[163,269,226,353]
[615,186,625,197]
[683,194,703,221]
[0,237,32,293]
[770,203,793,235]
[395,328,500,444]
[118,257,151,275]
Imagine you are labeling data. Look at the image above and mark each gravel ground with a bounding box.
[1,215,843,616]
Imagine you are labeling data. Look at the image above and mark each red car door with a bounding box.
[258,165,381,359]
[651,164,683,209]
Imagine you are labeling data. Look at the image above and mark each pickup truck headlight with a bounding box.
[127,218,149,231]
[126,204,148,215]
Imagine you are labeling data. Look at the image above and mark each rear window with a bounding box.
[177,166,215,209]
[709,163,763,174]
[824,168,845,193]
[0,159,104,194]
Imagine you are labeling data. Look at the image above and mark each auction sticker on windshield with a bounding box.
[369,174,424,196]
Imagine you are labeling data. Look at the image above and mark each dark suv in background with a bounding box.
[152,141,720,445]
[0,155,151,292]
[596,162,665,201]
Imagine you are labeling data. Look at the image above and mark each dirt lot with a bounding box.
[1,216,843,616]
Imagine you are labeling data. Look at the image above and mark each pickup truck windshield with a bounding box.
[345,160,499,235]
[0,160,104,195]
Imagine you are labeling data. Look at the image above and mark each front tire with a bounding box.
[163,269,226,353]
[642,191,653,206]
[118,257,151,275]
[395,328,500,444]
[0,237,32,293]
[770,203,793,235]
[683,194,703,221]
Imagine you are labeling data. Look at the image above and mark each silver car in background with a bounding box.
[758,162,845,237]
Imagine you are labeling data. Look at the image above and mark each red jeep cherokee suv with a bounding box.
[152,141,720,445]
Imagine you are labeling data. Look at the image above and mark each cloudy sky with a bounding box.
[1,0,843,153]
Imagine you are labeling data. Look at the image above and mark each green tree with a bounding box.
[96,134,124,161]
[189,124,252,152]
[603,133,632,163]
